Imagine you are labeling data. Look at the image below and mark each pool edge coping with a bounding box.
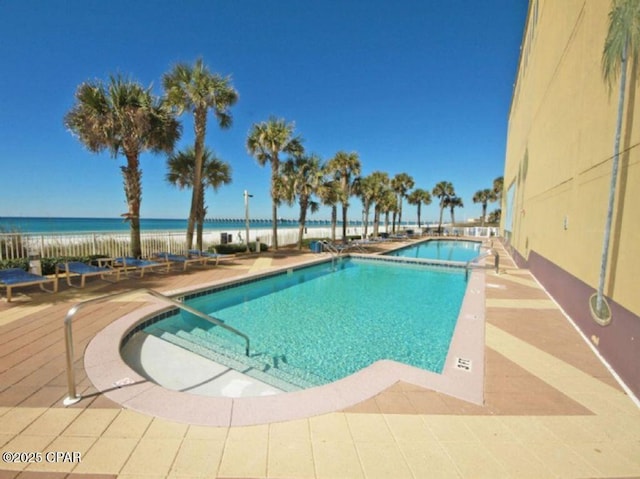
[83,254,486,426]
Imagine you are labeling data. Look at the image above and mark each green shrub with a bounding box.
[209,242,268,254]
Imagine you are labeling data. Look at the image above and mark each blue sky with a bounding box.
[0,1,527,223]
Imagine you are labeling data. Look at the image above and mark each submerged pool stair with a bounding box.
[145,321,327,392]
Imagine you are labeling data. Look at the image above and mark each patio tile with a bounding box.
[312,440,364,479]
[345,414,394,443]
[119,437,183,477]
[395,441,460,479]
[354,441,413,479]
[217,437,267,478]
[267,438,315,479]
[21,409,82,437]
[309,413,353,443]
[438,441,509,479]
[61,409,119,437]
[72,437,138,474]
[169,438,224,477]
[0,408,47,435]
[101,409,152,438]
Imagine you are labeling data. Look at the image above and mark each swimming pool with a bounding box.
[142,257,467,390]
[387,239,481,262]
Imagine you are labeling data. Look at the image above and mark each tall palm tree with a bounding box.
[445,196,464,225]
[326,151,361,242]
[246,117,304,249]
[407,188,432,228]
[369,171,390,237]
[390,173,415,232]
[472,188,497,226]
[166,146,232,250]
[356,174,380,239]
[317,175,340,241]
[493,176,504,204]
[594,0,640,319]
[432,181,455,233]
[280,154,323,249]
[163,58,238,250]
[380,189,398,234]
[65,75,180,257]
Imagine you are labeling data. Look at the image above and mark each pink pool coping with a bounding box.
[82,256,486,427]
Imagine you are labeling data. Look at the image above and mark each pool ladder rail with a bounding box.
[62,288,250,406]
[465,249,499,280]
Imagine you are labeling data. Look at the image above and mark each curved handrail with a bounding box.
[63,287,250,406]
[464,249,500,280]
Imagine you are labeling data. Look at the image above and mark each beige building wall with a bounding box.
[503,0,640,316]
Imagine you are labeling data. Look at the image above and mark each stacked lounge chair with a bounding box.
[0,268,58,302]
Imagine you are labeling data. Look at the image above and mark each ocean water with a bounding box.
[0,216,345,234]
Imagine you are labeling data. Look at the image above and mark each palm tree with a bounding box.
[326,151,361,242]
[594,0,640,320]
[65,75,180,257]
[493,176,504,203]
[369,172,390,237]
[407,189,432,228]
[317,175,340,241]
[280,154,323,249]
[472,188,497,226]
[390,173,415,232]
[432,181,455,233]
[166,146,232,250]
[246,117,304,249]
[445,196,464,225]
[380,189,398,234]
[163,58,238,250]
[356,174,380,239]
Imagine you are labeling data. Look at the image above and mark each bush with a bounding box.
[210,242,268,255]
[1,255,110,275]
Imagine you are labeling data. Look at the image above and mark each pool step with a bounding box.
[146,323,326,391]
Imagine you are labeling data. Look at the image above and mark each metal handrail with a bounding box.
[464,249,500,280]
[63,287,250,406]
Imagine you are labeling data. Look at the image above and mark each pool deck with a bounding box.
[1,237,639,478]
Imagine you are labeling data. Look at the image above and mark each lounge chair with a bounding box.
[153,252,205,271]
[113,257,170,278]
[0,268,58,302]
[188,249,231,265]
[55,261,120,288]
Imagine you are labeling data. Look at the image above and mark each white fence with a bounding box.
[0,225,498,261]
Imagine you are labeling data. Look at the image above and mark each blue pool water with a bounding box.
[387,239,481,262]
[145,258,467,388]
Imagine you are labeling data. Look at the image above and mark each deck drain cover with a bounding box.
[455,357,472,371]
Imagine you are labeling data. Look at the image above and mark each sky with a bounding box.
[0,0,528,223]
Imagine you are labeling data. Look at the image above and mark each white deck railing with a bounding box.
[0,225,498,261]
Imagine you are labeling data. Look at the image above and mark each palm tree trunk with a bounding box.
[341,203,348,243]
[596,42,628,317]
[373,206,380,237]
[122,155,142,258]
[417,203,422,228]
[331,206,337,241]
[438,204,445,234]
[196,184,206,251]
[297,197,308,250]
[271,160,279,250]
[481,203,487,227]
[392,211,397,233]
[187,108,207,249]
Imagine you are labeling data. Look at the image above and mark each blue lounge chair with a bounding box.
[113,257,170,278]
[153,252,205,271]
[0,268,58,302]
[188,249,231,265]
[55,261,120,288]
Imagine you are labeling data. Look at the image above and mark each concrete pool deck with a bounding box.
[1,237,639,478]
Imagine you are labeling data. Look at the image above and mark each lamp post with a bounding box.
[244,190,253,253]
